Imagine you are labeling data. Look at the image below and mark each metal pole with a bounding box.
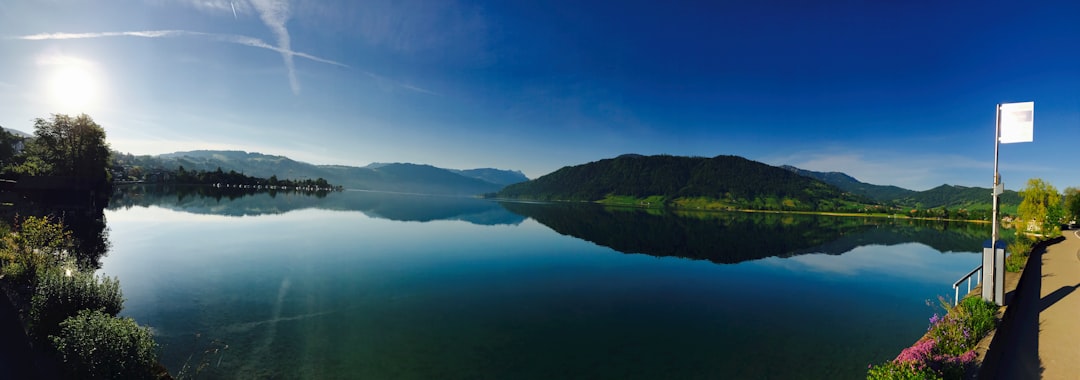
[992,104,1001,246]
[991,104,1002,304]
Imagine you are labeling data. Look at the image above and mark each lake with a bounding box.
[100,187,987,379]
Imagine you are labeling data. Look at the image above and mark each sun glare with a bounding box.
[45,60,102,113]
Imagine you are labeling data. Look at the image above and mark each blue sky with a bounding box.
[1,0,1077,191]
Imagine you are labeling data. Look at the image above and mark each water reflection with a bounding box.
[501,202,988,264]
[110,185,525,225]
[100,193,986,379]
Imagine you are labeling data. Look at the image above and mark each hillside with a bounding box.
[781,166,1020,211]
[113,150,525,196]
[894,184,1021,211]
[497,154,871,212]
[780,165,916,202]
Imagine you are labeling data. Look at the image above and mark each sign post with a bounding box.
[986,101,1034,305]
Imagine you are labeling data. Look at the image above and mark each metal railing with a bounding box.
[952,265,982,306]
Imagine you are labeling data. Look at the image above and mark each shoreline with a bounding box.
[490,196,994,224]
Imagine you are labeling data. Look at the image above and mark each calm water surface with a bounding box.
[100,189,985,379]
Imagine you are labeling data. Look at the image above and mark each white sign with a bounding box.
[999,101,1034,144]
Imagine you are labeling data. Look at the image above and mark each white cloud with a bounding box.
[759,243,977,284]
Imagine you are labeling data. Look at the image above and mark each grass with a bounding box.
[598,195,668,207]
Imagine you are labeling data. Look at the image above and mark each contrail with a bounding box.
[249,0,299,93]
[231,1,238,19]
[13,30,348,68]
[16,0,332,95]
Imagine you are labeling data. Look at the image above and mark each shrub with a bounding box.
[928,296,995,356]
[959,297,997,340]
[51,309,158,379]
[867,360,943,380]
[1005,234,1033,272]
[30,267,123,339]
[869,296,996,379]
[0,216,74,285]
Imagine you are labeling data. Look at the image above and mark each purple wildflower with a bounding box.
[895,339,936,365]
[928,313,942,330]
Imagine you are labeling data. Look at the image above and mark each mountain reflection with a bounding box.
[109,185,525,226]
[500,202,988,264]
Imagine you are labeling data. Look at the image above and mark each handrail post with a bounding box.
[953,265,984,306]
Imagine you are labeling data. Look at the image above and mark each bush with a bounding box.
[929,296,995,356]
[51,309,158,379]
[868,296,996,379]
[867,360,942,380]
[1005,234,1034,273]
[30,267,123,339]
[0,216,74,285]
[959,297,997,340]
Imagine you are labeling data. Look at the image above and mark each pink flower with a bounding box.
[895,339,936,365]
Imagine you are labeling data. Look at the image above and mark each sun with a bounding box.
[47,63,101,113]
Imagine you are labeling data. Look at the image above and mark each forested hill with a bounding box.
[497,154,871,211]
[893,184,1021,211]
[780,165,916,202]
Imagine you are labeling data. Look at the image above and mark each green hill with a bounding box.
[781,165,1020,212]
[894,184,1020,212]
[497,154,871,212]
[780,165,916,202]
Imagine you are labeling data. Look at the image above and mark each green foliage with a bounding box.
[926,296,996,356]
[51,309,158,380]
[1017,178,1062,235]
[866,360,943,380]
[30,267,123,340]
[959,297,998,340]
[1005,234,1034,272]
[0,216,75,284]
[1064,187,1080,223]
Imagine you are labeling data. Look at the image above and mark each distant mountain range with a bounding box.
[116,150,528,196]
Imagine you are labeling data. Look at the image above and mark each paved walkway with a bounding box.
[986,229,1080,379]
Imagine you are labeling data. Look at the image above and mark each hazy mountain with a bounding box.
[1,127,33,138]
[498,154,870,211]
[126,150,522,196]
[452,168,529,185]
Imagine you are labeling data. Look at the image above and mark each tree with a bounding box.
[0,127,22,169]
[1017,178,1062,235]
[28,114,111,184]
[1064,187,1080,223]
